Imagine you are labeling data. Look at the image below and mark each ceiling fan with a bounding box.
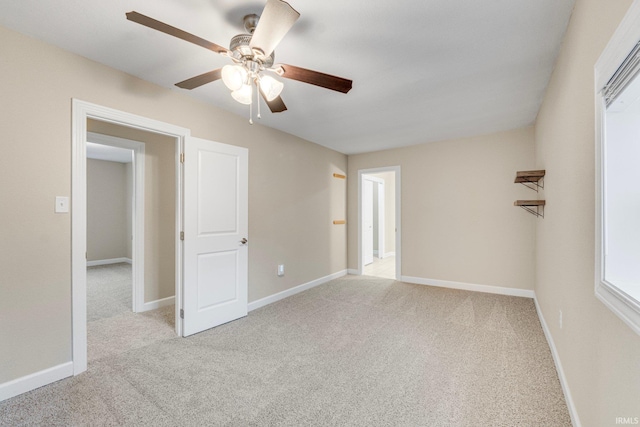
[126,0,353,123]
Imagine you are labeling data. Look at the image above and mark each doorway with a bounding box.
[71,100,188,374]
[72,99,249,375]
[84,122,179,364]
[86,131,143,315]
[362,175,386,266]
[358,167,401,279]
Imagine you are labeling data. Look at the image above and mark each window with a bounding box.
[595,3,640,335]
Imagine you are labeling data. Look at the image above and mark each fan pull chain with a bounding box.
[256,80,262,120]
[249,84,253,125]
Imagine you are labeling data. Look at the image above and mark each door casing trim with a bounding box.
[72,99,189,375]
[357,166,401,278]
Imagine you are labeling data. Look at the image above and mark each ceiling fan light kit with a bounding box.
[259,75,284,101]
[231,83,253,105]
[126,0,353,124]
[221,64,248,91]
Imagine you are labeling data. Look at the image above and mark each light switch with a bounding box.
[55,196,69,213]
[277,264,285,277]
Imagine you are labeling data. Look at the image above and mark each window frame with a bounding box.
[594,0,640,336]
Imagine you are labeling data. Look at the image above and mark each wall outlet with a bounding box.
[277,264,284,277]
[559,310,563,329]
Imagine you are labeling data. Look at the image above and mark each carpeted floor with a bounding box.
[0,275,571,426]
[87,263,134,322]
[85,263,175,363]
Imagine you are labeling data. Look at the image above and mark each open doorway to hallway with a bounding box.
[84,120,177,365]
[359,167,401,280]
[86,138,135,321]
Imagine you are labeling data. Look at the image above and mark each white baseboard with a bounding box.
[400,275,535,298]
[87,257,132,267]
[248,270,348,312]
[347,269,359,275]
[534,296,581,427]
[384,251,396,258]
[140,296,175,312]
[0,362,73,402]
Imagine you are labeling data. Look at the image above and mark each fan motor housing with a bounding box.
[229,34,275,68]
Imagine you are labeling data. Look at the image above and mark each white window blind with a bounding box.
[602,40,640,107]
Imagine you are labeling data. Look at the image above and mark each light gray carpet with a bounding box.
[85,263,175,363]
[87,263,133,322]
[0,275,571,426]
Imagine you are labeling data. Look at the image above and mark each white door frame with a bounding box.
[86,132,145,313]
[357,166,401,279]
[72,99,189,375]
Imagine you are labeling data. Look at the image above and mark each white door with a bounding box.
[363,179,374,266]
[183,137,248,337]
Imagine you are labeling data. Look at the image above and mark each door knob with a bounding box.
[240,238,248,245]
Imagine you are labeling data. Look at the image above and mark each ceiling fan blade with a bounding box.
[261,92,287,113]
[175,69,223,90]
[126,11,228,55]
[249,0,300,57]
[278,64,353,94]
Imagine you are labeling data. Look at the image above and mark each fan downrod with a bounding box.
[243,14,259,34]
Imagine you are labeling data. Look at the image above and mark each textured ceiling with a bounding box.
[0,0,575,154]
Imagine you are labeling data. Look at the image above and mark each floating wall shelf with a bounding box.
[514,200,545,218]
[514,170,546,218]
[514,170,545,191]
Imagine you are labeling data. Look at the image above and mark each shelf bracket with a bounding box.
[518,204,544,218]
[514,170,545,192]
[518,176,544,192]
[514,200,545,218]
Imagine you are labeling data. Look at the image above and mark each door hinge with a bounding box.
[180,309,184,319]
[180,231,184,241]
[180,152,185,163]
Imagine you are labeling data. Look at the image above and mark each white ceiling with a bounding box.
[0,0,575,154]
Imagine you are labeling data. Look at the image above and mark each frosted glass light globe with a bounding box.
[231,84,253,105]
[222,65,247,91]
[259,75,284,101]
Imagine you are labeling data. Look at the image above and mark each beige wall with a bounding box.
[87,121,177,302]
[87,159,128,261]
[348,127,536,290]
[248,132,347,301]
[0,25,346,384]
[534,0,640,424]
